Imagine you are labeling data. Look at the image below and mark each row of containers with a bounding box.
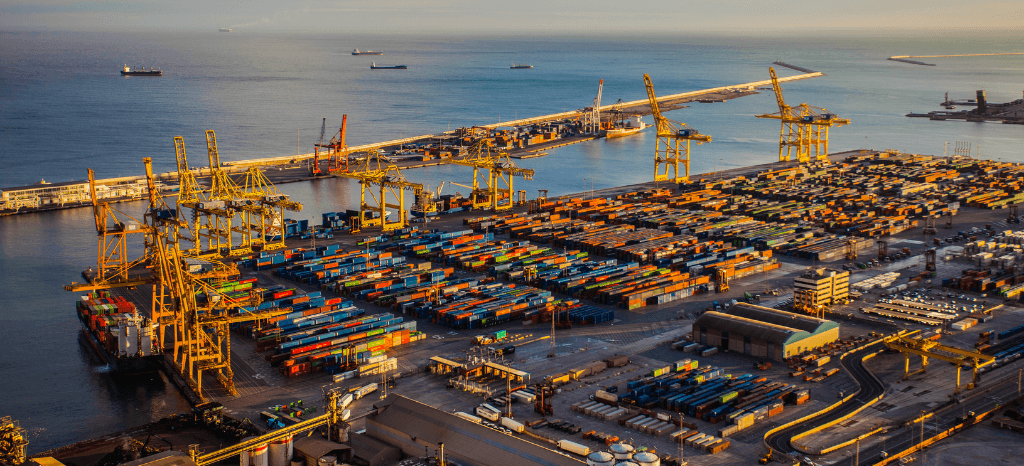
[242,229,615,329]
[229,277,425,377]
[600,360,809,434]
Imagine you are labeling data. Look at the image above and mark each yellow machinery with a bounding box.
[82,168,150,287]
[68,157,291,398]
[756,67,850,164]
[448,140,534,211]
[643,74,711,183]
[884,333,995,395]
[237,165,303,251]
[0,416,28,465]
[715,269,729,293]
[332,152,423,232]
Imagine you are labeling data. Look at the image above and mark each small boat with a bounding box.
[510,64,533,69]
[605,114,647,139]
[371,62,407,70]
[218,28,232,32]
[353,49,384,55]
[121,65,162,76]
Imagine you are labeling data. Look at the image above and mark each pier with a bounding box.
[888,52,1024,66]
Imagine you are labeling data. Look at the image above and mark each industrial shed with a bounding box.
[692,303,840,361]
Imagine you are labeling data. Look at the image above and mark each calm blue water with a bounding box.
[2,31,1023,452]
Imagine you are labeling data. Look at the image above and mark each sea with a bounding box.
[1,30,1023,453]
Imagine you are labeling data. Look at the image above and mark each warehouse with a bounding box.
[692,303,840,361]
[365,395,584,466]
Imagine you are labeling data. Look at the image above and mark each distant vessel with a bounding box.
[605,114,647,139]
[121,65,162,76]
[353,49,384,55]
[218,28,232,32]
[371,62,407,70]
[510,64,533,69]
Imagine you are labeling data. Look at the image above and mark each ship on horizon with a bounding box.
[218,28,232,32]
[121,65,162,76]
[510,64,534,69]
[371,62,407,70]
[353,49,384,55]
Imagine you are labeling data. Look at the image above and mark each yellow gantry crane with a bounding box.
[448,139,534,211]
[756,67,849,164]
[884,333,995,395]
[643,74,711,183]
[331,151,423,232]
[237,163,303,252]
[80,167,149,287]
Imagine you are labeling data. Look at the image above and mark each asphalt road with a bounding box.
[765,341,886,457]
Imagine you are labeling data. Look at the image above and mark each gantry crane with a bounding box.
[448,139,534,212]
[756,67,850,164]
[140,157,292,397]
[0,416,28,466]
[82,167,149,286]
[238,164,303,251]
[884,333,995,395]
[582,79,604,134]
[643,74,711,183]
[314,115,351,175]
[331,152,423,232]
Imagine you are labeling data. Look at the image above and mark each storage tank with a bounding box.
[631,452,659,466]
[614,462,640,466]
[317,456,336,466]
[269,436,291,466]
[609,443,635,460]
[587,451,615,466]
[239,439,268,466]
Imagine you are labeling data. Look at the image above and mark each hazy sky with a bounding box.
[1,0,1023,32]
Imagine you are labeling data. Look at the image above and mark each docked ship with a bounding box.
[121,65,162,76]
[370,62,407,70]
[510,64,533,69]
[353,49,384,55]
[76,291,161,372]
[605,114,647,138]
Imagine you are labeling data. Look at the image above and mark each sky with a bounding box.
[1,0,1023,33]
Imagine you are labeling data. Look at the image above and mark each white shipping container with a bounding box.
[557,440,590,456]
[475,406,500,421]
[455,412,482,424]
[501,417,525,433]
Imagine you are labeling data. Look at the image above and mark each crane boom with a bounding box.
[643,74,663,126]
[87,168,102,234]
[768,67,788,115]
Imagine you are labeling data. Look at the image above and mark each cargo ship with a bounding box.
[352,49,384,55]
[218,28,232,32]
[121,65,162,76]
[76,291,161,372]
[370,62,407,70]
[605,114,647,138]
[510,64,533,69]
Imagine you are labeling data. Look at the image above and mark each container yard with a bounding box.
[23,145,1024,466]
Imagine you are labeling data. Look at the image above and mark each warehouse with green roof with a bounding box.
[691,303,840,361]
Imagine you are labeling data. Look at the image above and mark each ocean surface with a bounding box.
[2,30,1023,452]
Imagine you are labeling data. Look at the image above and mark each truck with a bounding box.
[501,417,525,433]
[353,383,378,399]
[455,412,482,424]
[475,406,500,421]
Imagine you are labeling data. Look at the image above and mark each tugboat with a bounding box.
[510,64,534,69]
[605,114,647,138]
[370,62,407,70]
[352,49,384,55]
[121,65,162,76]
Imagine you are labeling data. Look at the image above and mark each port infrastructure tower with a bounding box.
[643,74,711,183]
[756,67,849,164]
